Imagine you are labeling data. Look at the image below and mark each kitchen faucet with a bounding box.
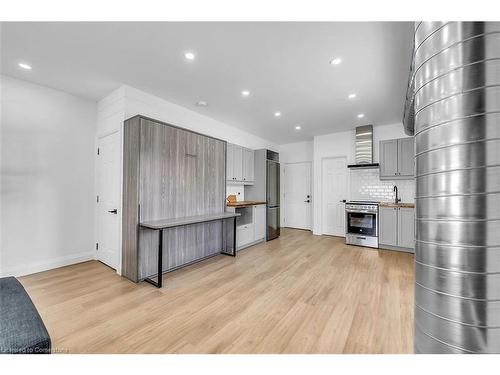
[393,185,401,204]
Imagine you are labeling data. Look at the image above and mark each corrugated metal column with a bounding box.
[412,22,500,353]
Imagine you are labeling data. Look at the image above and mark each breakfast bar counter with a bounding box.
[139,212,240,288]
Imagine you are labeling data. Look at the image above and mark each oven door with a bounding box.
[346,211,377,236]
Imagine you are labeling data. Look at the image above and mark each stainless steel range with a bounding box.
[345,201,379,248]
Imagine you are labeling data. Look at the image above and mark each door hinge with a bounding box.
[96,195,99,203]
[96,243,99,250]
[97,147,100,155]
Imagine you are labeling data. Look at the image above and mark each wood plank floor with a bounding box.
[19,229,414,354]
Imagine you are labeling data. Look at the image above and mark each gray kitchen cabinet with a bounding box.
[380,137,414,180]
[379,206,398,246]
[397,207,415,249]
[242,148,254,183]
[379,206,415,252]
[398,137,414,177]
[380,139,398,178]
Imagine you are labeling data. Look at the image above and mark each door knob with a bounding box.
[108,209,118,214]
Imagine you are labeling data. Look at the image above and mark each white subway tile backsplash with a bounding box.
[226,184,244,201]
[350,168,415,203]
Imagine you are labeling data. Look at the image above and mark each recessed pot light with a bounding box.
[357,113,365,118]
[184,52,195,60]
[196,101,208,107]
[348,93,357,99]
[330,58,342,65]
[274,112,281,117]
[241,90,250,97]
[295,125,302,130]
[18,62,32,70]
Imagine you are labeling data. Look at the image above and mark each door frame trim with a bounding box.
[320,156,349,237]
[95,130,123,275]
[282,161,312,231]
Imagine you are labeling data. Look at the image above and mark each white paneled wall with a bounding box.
[350,168,415,203]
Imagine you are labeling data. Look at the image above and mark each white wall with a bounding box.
[279,141,313,163]
[0,75,97,276]
[123,86,278,151]
[312,123,413,235]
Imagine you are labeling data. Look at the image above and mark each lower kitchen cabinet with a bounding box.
[231,204,267,250]
[379,206,414,252]
[397,207,415,249]
[237,224,255,248]
[254,205,266,240]
[379,207,398,246]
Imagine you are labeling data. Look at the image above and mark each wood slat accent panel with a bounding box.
[121,116,141,282]
[135,118,226,279]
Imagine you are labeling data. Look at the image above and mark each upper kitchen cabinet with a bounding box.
[397,137,414,177]
[227,143,242,181]
[227,143,254,184]
[226,143,234,181]
[379,137,414,179]
[379,139,398,177]
[242,148,254,183]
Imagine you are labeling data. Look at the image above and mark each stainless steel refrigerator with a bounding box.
[266,151,280,241]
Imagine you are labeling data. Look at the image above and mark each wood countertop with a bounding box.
[379,202,415,208]
[226,201,267,207]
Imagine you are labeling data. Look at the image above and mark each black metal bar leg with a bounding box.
[157,229,163,287]
[144,228,163,288]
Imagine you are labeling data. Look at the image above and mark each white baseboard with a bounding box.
[1,251,96,277]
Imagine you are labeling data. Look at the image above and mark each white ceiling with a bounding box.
[1,22,413,144]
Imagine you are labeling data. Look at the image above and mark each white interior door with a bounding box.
[96,132,120,270]
[322,157,348,237]
[283,162,312,230]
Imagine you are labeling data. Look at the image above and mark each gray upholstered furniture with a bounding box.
[0,277,51,354]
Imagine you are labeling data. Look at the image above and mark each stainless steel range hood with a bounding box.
[347,125,379,169]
